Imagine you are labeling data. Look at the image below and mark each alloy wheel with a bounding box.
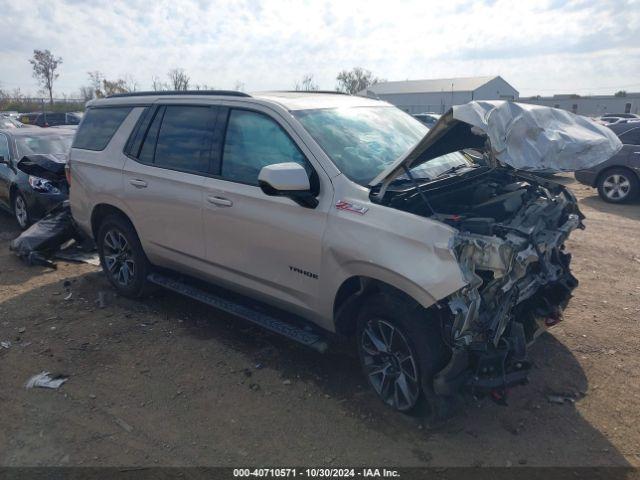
[602,173,631,201]
[14,195,28,228]
[360,318,420,411]
[103,229,136,287]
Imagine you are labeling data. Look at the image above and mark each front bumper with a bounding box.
[433,181,582,397]
[434,265,578,396]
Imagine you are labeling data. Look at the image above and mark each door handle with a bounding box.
[207,195,233,207]
[129,179,148,188]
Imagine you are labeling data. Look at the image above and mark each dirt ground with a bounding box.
[0,175,639,468]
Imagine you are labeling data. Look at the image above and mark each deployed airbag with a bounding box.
[452,101,623,172]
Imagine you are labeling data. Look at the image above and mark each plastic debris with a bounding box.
[25,371,69,389]
[97,291,107,309]
[1,341,11,349]
[546,394,575,405]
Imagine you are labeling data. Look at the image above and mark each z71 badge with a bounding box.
[335,200,369,215]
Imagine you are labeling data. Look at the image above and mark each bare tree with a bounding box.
[79,86,95,102]
[152,75,168,91]
[88,71,104,97]
[294,74,318,92]
[336,67,381,95]
[121,74,139,93]
[29,49,63,105]
[167,68,190,91]
[193,84,214,91]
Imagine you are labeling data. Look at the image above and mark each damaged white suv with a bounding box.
[69,92,620,413]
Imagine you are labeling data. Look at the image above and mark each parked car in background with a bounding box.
[0,127,74,228]
[0,116,28,129]
[17,112,82,128]
[575,124,640,203]
[413,112,440,128]
[596,113,640,126]
[68,92,618,413]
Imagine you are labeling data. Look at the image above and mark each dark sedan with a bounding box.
[0,128,74,228]
[17,112,82,128]
[574,124,640,203]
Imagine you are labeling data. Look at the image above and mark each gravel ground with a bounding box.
[0,175,639,467]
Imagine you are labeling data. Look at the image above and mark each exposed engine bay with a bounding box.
[378,165,583,397]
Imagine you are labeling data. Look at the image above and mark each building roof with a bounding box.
[360,76,504,95]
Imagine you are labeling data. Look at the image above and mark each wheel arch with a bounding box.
[9,183,19,204]
[90,203,135,240]
[596,165,640,188]
[332,275,437,338]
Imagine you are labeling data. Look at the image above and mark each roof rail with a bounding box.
[106,90,251,98]
[281,90,349,95]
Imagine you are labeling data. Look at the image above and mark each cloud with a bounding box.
[0,0,638,97]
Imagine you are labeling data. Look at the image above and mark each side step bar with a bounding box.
[147,272,329,353]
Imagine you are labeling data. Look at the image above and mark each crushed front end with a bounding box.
[432,171,583,397]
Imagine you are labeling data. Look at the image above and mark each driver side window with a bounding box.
[221,109,311,185]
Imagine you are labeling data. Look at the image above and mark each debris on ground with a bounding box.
[97,291,107,309]
[25,371,69,389]
[9,200,96,269]
[546,394,576,405]
[1,341,11,349]
[114,416,133,433]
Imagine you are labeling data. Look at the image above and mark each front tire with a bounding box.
[597,168,639,203]
[13,192,30,230]
[356,293,449,415]
[97,215,151,298]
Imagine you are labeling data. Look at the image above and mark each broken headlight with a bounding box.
[28,175,61,195]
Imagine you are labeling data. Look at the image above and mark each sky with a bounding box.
[0,0,639,98]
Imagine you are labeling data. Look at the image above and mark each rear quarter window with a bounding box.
[73,107,133,151]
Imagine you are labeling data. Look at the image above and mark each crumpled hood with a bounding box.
[369,100,622,188]
[16,154,68,182]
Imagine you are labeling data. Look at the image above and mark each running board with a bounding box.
[147,272,328,353]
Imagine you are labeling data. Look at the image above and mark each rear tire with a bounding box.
[12,192,30,230]
[597,168,639,203]
[356,292,451,416]
[97,215,151,298]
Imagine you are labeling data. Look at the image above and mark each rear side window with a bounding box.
[73,107,132,151]
[134,105,215,175]
[619,128,640,146]
[154,106,214,174]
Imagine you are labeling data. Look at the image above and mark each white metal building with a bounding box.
[358,76,519,114]
[517,93,640,116]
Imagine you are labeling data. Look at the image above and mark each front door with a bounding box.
[202,107,332,316]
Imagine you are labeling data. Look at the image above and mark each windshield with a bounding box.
[294,106,470,185]
[16,134,73,158]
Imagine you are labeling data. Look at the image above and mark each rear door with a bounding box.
[201,105,332,316]
[121,103,218,272]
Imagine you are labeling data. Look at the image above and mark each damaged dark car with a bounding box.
[0,128,74,229]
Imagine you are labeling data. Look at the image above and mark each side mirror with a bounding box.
[258,163,318,208]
